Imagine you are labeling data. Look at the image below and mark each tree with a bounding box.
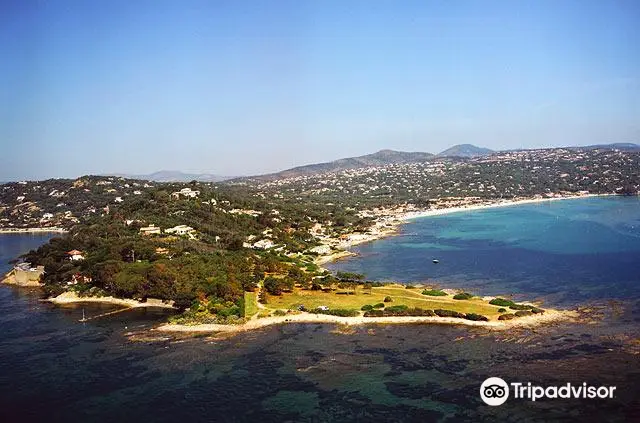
[263,277,280,295]
[281,276,295,292]
[92,260,123,291]
[113,264,148,298]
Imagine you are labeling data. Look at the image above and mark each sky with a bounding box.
[1,0,639,181]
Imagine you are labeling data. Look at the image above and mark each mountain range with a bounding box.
[247,144,495,181]
[108,170,233,183]
[108,143,638,183]
[437,144,494,157]
[572,143,640,152]
[251,149,436,181]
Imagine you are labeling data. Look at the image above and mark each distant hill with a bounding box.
[571,143,640,152]
[437,144,494,158]
[249,149,435,181]
[108,171,233,183]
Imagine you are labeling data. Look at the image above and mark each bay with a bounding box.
[328,196,640,308]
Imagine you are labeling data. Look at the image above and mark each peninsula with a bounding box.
[1,145,637,331]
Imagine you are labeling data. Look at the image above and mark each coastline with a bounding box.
[400,193,611,221]
[321,193,610,252]
[47,291,175,309]
[41,289,575,334]
[313,250,357,265]
[0,227,68,234]
[1,271,42,287]
[156,307,576,334]
[13,193,612,335]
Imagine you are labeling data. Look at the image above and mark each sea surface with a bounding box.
[328,196,640,309]
[1,198,639,423]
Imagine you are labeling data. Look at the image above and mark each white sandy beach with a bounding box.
[313,250,357,265]
[48,291,175,309]
[400,194,608,221]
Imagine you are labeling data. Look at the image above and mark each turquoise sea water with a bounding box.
[1,199,639,422]
[328,197,640,307]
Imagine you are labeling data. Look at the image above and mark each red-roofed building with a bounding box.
[67,250,85,261]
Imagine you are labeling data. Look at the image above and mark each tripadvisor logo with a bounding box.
[480,377,617,406]
[480,377,509,406]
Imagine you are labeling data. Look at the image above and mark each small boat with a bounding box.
[432,259,439,264]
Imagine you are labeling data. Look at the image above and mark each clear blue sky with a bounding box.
[1,0,639,180]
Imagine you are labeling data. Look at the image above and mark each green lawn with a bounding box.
[264,286,504,319]
[243,291,259,317]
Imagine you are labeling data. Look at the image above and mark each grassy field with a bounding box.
[243,291,259,317]
[264,285,504,319]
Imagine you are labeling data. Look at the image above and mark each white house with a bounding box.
[251,239,275,250]
[139,225,161,236]
[309,244,331,255]
[67,250,85,261]
[171,188,200,199]
[229,208,262,217]
[164,225,196,237]
[68,273,92,285]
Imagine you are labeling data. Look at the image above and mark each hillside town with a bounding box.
[1,148,639,253]
[244,148,639,206]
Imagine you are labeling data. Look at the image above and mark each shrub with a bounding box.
[465,313,489,322]
[393,308,435,317]
[363,307,435,317]
[514,310,533,317]
[489,298,515,307]
[434,309,465,318]
[263,276,284,296]
[372,303,385,309]
[273,309,287,316]
[509,304,534,311]
[385,304,409,313]
[422,289,447,296]
[361,304,374,311]
[383,296,393,302]
[498,313,515,320]
[405,285,417,289]
[406,308,435,317]
[530,307,545,314]
[497,308,507,313]
[314,308,359,317]
[453,292,473,300]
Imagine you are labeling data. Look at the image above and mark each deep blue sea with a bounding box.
[1,198,639,423]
